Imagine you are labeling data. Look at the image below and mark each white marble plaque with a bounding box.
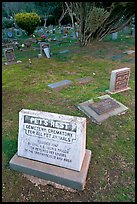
[18,109,86,171]
[108,67,130,93]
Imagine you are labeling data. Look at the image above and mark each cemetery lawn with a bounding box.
[2,33,135,202]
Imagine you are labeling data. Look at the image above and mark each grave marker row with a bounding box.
[8,43,132,190]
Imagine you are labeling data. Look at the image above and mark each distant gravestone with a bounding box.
[48,80,72,91]
[77,94,128,124]
[111,53,125,61]
[9,109,91,190]
[4,47,21,65]
[106,67,131,94]
[16,29,22,37]
[131,28,135,36]
[7,31,13,38]
[123,26,129,34]
[4,47,16,63]
[40,42,50,58]
[76,31,79,38]
[112,32,118,40]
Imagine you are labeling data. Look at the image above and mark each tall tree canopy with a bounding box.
[2,2,64,26]
[65,2,135,46]
[2,2,135,46]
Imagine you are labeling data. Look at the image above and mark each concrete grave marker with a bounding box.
[9,109,91,190]
[77,94,128,125]
[106,67,131,94]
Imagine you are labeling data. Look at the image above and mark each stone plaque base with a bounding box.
[9,149,91,191]
[77,95,128,124]
[106,87,131,94]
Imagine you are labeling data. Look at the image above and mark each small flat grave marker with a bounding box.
[48,79,72,90]
[124,50,135,55]
[9,109,91,190]
[106,67,131,94]
[59,50,70,54]
[111,53,125,61]
[76,77,92,85]
[77,94,128,124]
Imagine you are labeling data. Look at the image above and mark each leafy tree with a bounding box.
[65,2,135,46]
[2,2,36,18]
[14,12,41,36]
[33,2,60,26]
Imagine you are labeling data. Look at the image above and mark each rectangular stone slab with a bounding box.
[59,50,70,54]
[48,80,72,90]
[9,149,92,191]
[76,77,92,85]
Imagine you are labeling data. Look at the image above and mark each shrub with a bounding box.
[14,12,41,36]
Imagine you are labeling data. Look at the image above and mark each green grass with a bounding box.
[2,31,135,202]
